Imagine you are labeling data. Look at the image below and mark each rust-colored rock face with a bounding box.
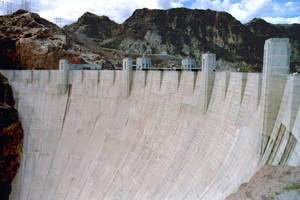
[0,73,23,200]
[0,10,119,69]
[0,10,66,69]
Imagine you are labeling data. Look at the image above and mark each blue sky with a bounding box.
[1,0,300,26]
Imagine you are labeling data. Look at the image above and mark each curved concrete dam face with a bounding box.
[1,38,300,200]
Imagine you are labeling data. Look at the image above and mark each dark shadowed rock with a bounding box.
[0,73,23,200]
[246,18,300,70]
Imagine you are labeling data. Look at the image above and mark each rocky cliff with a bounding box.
[0,10,65,69]
[0,73,23,200]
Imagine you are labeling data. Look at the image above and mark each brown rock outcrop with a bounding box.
[0,10,66,69]
[0,10,110,69]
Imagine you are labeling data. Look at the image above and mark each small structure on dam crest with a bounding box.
[181,57,196,70]
[136,55,152,70]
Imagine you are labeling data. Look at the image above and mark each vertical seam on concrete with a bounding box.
[97,71,101,87]
[177,71,182,91]
[144,70,148,88]
[257,74,262,109]
[30,70,33,84]
[225,72,230,99]
[12,70,15,81]
[61,85,72,131]
[129,70,134,97]
[48,70,51,84]
[80,71,83,84]
[193,71,198,94]
[160,70,164,89]
[240,73,248,104]
[113,71,116,85]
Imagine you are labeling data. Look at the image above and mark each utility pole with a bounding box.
[1,0,13,15]
[0,0,4,13]
[54,17,62,27]
[21,0,31,11]
[6,1,12,14]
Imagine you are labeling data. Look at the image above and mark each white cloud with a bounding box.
[191,0,300,23]
[190,0,231,11]
[33,0,186,25]
[1,0,300,25]
[264,16,300,24]
[229,0,273,22]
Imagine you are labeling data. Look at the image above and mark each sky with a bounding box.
[1,0,300,26]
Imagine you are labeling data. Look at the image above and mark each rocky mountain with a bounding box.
[65,8,264,71]
[0,73,23,200]
[1,8,300,71]
[246,18,300,71]
[65,12,119,51]
[64,8,300,71]
[105,8,262,65]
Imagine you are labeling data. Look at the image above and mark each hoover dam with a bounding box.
[1,38,300,200]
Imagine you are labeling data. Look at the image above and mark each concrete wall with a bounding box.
[1,68,299,200]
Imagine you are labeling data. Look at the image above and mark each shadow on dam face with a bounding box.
[0,38,299,200]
